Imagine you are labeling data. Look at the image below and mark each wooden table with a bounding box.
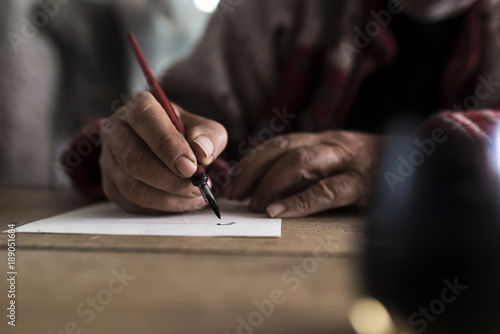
[0,188,367,334]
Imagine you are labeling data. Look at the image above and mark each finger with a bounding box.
[102,117,200,197]
[265,172,364,218]
[102,174,166,214]
[249,145,351,212]
[113,164,207,212]
[176,104,228,166]
[101,143,207,212]
[101,145,163,214]
[121,92,197,178]
[227,134,322,200]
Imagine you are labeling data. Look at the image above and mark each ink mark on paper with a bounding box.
[217,222,236,226]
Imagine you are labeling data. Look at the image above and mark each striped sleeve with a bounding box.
[417,110,500,146]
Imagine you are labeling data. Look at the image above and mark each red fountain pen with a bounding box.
[127,33,221,219]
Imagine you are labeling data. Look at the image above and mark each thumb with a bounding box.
[173,103,228,166]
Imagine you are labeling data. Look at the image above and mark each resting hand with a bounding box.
[100,92,227,213]
[226,130,383,217]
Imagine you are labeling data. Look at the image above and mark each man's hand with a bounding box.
[100,92,227,213]
[225,131,384,218]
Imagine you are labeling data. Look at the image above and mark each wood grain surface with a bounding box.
[0,188,368,334]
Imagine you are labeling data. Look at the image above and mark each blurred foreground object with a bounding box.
[364,124,500,333]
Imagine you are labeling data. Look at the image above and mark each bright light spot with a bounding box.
[495,128,500,173]
[348,297,396,334]
[193,0,219,13]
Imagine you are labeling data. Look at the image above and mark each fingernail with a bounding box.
[175,155,197,177]
[266,203,286,218]
[193,135,215,160]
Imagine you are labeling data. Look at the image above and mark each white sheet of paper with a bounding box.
[11,200,281,238]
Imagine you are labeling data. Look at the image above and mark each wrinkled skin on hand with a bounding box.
[100,92,227,214]
[226,131,384,218]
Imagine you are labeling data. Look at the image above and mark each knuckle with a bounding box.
[293,147,313,165]
[339,146,355,162]
[128,95,156,128]
[330,149,345,166]
[283,150,314,182]
[294,193,313,213]
[132,105,155,130]
[270,134,292,149]
[317,179,338,202]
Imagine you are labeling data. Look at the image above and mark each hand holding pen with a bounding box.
[98,35,228,216]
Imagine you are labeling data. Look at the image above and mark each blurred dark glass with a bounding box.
[364,118,500,334]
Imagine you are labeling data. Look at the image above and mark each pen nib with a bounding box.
[212,203,221,220]
[199,183,221,219]
[206,194,221,219]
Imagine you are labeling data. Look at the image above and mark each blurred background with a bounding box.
[0,0,220,188]
[2,2,500,334]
